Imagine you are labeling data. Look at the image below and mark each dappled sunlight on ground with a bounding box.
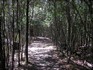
[28,46,55,54]
[11,37,93,70]
[27,37,59,70]
[72,59,93,69]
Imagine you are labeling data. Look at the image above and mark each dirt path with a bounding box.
[12,37,92,70]
[11,37,64,70]
[27,37,60,70]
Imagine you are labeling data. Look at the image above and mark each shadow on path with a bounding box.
[13,37,93,70]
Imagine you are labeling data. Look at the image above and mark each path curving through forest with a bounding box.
[27,37,60,70]
[13,37,93,70]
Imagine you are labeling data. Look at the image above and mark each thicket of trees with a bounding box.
[0,0,93,70]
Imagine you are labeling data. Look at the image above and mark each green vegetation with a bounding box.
[0,0,93,70]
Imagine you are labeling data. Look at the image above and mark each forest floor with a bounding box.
[12,37,93,70]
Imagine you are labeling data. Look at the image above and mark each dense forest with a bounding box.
[0,0,93,70]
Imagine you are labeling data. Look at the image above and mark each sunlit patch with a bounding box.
[25,37,59,69]
[86,62,93,68]
[73,60,93,68]
[9,37,59,70]
[28,45,55,54]
[36,37,50,40]
[28,43,56,60]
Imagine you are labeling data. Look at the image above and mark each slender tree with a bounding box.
[65,0,72,63]
[53,0,58,46]
[16,0,20,66]
[12,0,15,69]
[25,0,29,64]
[2,0,6,69]
[0,0,5,69]
[0,15,6,70]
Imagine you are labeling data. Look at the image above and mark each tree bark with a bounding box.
[25,0,29,64]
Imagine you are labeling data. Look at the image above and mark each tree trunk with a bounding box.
[0,15,6,70]
[25,0,29,64]
[12,0,15,69]
[65,0,72,63]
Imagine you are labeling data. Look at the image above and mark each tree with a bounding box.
[25,0,29,64]
[0,0,5,69]
[11,0,15,69]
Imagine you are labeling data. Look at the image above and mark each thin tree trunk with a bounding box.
[0,16,6,70]
[2,0,6,69]
[16,0,20,66]
[65,0,72,63]
[25,0,29,64]
[53,0,58,46]
[12,0,15,69]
